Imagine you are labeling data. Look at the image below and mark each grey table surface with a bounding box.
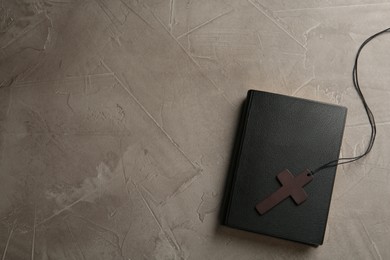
[1,0,389,259]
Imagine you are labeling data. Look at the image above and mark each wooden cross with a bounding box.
[256,169,313,215]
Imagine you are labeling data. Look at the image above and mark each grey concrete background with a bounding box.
[1,0,389,259]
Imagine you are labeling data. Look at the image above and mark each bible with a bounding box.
[223,90,347,246]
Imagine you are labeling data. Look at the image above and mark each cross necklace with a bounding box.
[255,27,388,215]
[256,169,313,215]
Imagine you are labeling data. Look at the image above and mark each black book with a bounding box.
[223,90,347,246]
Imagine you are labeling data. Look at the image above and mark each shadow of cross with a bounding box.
[256,169,313,215]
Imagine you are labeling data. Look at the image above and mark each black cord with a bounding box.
[310,28,390,175]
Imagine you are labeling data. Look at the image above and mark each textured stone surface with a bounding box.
[1,0,390,259]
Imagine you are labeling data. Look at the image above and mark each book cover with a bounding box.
[223,90,347,246]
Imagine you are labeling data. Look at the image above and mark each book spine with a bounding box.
[223,90,255,224]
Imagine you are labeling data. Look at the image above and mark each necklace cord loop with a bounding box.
[311,28,389,175]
